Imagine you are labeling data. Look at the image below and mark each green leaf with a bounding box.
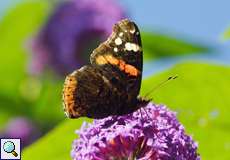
[141,62,230,160]
[221,27,230,41]
[0,1,50,125]
[142,32,209,60]
[23,118,91,160]
[31,77,65,129]
[23,62,230,160]
[0,1,49,96]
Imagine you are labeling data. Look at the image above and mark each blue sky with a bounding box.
[1,0,230,76]
[1,0,230,43]
[118,0,230,43]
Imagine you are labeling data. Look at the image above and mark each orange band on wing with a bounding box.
[96,54,139,76]
[104,55,119,65]
[124,64,139,76]
[63,75,77,112]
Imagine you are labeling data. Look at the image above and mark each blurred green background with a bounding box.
[0,0,230,160]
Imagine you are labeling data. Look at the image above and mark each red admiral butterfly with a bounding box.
[63,19,149,119]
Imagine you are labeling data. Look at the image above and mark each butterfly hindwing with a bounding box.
[63,64,141,118]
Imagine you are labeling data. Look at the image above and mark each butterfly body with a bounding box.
[63,19,148,119]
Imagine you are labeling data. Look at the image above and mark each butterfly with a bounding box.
[62,19,149,119]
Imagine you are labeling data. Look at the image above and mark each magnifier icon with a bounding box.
[3,141,18,157]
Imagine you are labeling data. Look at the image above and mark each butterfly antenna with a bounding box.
[143,75,178,99]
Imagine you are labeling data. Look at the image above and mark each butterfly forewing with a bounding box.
[90,19,143,99]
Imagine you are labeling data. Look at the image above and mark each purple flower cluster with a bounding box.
[71,103,200,160]
[29,0,125,75]
[0,117,40,147]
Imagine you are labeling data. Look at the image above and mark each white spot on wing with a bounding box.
[130,28,135,34]
[114,47,118,52]
[125,42,132,51]
[125,42,141,52]
[119,32,124,37]
[114,37,122,45]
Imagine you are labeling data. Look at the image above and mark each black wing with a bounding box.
[90,19,143,101]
